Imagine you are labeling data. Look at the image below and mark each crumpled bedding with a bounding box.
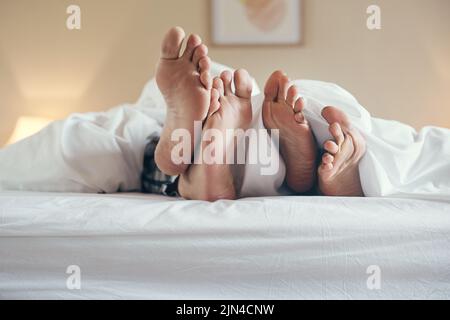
[0,64,449,200]
[296,80,450,200]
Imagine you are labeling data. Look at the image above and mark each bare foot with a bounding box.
[178,70,253,201]
[262,71,317,193]
[318,106,366,197]
[155,27,212,176]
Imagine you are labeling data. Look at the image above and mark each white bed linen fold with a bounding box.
[296,80,450,200]
[0,69,449,200]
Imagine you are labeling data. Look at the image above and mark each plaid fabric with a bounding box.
[141,134,179,197]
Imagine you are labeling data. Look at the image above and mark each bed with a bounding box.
[1,191,449,299]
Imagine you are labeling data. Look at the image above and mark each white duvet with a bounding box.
[1,64,450,300]
[0,63,449,200]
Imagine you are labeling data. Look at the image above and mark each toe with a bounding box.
[234,69,253,99]
[200,71,212,90]
[213,77,225,96]
[329,122,345,146]
[277,74,290,102]
[286,85,298,107]
[321,163,334,171]
[182,34,202,61]
[208,88,221,117]
[294,112,305,124]
[198,56,211,73]
[322,106,366,162]
[161,26,185,60]
[322,106,351,129]
[322,153,334,164]
[220,70,233,95]
[324,140,339,155]
[192,44,208,68]
[264,70,284,102]
[293,97,304,113]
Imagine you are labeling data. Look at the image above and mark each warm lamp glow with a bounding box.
[7,116,53,145]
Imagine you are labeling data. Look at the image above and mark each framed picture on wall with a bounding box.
[211,0,302,46]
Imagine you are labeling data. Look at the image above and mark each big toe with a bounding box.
[264,70,285,102]
[161,26,185,60]
[321,106,351,129]
[234,69,253,99]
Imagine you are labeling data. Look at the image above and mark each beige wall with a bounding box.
[1,0,449,145]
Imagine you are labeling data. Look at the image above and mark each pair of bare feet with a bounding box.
[155,27,365,201]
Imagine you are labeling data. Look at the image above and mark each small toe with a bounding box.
[234,69,253,99]
[192,44,208,67]
[329,123,345,146]
[293,97,304,113]
[294,112,305,124]
[324,140,339,155]
[220,70,233,95]
[322,153,334,164]
[321,163,334,171]
[208,88,221,116]
[286,85,298,107]
[182,34,202,60]
[200,71,212,90]
[213,77,225,96]
[198,56,211,73]
[161,26,185,60]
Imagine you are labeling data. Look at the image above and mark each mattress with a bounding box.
[0,191,449,300]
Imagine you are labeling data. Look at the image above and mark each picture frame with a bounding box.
[211,0,303,46]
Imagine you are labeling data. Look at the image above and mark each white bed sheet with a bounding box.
[0,192,449,300]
